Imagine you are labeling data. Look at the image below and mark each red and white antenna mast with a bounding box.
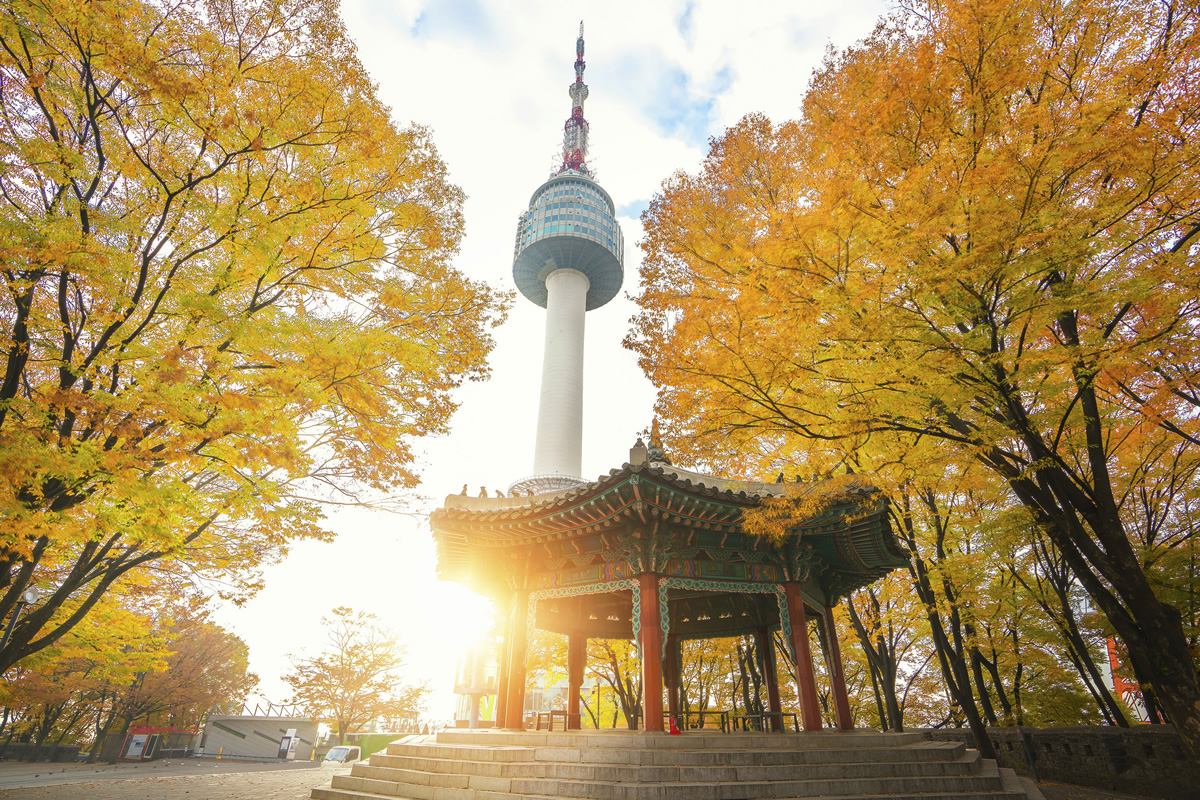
[560,21,590,175]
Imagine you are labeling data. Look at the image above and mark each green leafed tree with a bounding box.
[89,600,257,761]
[0,0,509,673]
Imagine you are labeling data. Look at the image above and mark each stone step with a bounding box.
[311,730,1035,800]
[501,773,1015,800]
[432,730,927,751]
[386,743,539,762]
[353,751,981,785]
[383,739,966,766]
[314,784,1029,800]
[326,762,1010,800]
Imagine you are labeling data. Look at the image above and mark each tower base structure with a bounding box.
[509,473,588,496]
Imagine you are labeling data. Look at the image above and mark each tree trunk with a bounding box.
[581,695,598,729]
[1008,540,1129,726]
[865,655,889,730]
[882,656,904,732]
[897,495,997,760]
[1058,614,1125,725]
[86,703,119,764]
[1005,463,1200,758]
[847,596,904,731]
[968,647,999,725]
[26,703,65,762]
[749,637,765,715]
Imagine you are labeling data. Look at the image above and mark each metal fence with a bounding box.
[209,701,312,718]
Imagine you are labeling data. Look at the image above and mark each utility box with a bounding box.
[277,728,299,760]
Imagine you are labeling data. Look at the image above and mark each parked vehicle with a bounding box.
[322,745,361,765]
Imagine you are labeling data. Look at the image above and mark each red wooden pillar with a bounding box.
[503,590,530,729]
[783,581,822,731]
[822,605,854,730]
[757,626,783,731]
[664,633,681,722]
[638,573,664,732]
[567,633,586,730]
[493,599,514,728]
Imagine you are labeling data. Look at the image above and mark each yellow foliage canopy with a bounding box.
[629,0,1200,757]
[0,0,508,671]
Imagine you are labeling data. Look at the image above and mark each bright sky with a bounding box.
[210,0,889,721]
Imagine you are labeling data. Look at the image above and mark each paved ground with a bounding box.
[0,759,1167,800]
[0,759,350,799]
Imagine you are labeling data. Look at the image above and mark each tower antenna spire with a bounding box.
[561,20,590,174]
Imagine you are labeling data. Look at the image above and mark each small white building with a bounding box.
[200,714,319,760]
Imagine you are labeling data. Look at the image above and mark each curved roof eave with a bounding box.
[431,463,909,592]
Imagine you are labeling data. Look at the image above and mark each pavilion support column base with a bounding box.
[493,596,514,730]
[638,572,664,732]
[822,604,855,731]
[784,581,823,732]
[567,632,586,730]
[503,589,530,730]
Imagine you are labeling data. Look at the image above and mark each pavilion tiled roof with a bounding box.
[430,461,909,602]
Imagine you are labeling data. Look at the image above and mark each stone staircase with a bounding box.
[311,729,1043,800]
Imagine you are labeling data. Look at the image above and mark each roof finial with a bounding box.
[560,22,591,175]
[647,419,671,465]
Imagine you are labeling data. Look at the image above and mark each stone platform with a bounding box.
[310,729,1044,800]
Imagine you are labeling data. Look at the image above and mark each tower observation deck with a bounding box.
[510,24,624,496]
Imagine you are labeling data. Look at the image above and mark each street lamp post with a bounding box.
[1,587,41,655]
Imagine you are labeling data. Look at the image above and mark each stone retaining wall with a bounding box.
[0,742,80,762]
[920,725,1196,800]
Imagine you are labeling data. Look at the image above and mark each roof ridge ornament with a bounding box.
[647,419,671,465]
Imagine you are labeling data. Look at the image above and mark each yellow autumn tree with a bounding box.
[0,593,167,759]
[0,0,508,673]
[629,0,1200,757]
[284,607,426,745]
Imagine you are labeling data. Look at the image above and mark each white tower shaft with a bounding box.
[532,268,590,479]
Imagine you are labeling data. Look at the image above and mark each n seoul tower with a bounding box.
[510,23,624,496]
